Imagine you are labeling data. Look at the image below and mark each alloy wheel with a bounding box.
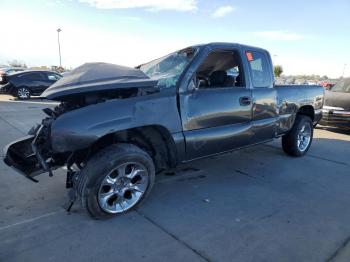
[98,162,149,214]
[297,123,311,152]
[17,88,30,99]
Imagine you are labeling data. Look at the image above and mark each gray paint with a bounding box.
[42,62,157,100]
[324,90,350,110]
[51,88,182,152]
[3,42,324,178]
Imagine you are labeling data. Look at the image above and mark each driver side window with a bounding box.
[195,50,245,89]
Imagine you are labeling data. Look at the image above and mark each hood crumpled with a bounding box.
[42,62,157,100]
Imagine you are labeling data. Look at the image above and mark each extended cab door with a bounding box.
[179,48,253,160]
[244,49,278,142]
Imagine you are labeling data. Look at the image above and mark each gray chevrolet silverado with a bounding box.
[3,43,324,219]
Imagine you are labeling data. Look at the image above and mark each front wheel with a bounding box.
[77,144,155,219]
[282,115,313,157]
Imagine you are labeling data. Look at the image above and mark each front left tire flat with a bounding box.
[77,144,155,219]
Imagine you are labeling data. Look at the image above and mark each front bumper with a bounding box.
[320,106,350,129]
[0,83,11,93]
[3,135,45,180]
[3,123,57,181]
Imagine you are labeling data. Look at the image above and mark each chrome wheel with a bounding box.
[297,123,311,152]
[98,162,149,214]
[17,88,30,99]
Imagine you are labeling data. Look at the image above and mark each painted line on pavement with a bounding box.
[0,210,63,231]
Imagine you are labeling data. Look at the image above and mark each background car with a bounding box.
[1,70,62,99]
[0,67,25,85]
[320,77,350,129]
[320,81,335,90]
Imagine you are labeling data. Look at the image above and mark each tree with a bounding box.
[274,65,283,77]
[51,65,67,73]
[7,59,27,68]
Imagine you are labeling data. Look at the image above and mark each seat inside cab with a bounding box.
[196,50,244,89]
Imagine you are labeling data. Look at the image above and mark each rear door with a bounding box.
[244,49,278,142]
[17,73,44,94]
[179,48,253,160]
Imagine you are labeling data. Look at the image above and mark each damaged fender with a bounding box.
[51,89,183,152]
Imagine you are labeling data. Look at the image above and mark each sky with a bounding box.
[0,0,349,78]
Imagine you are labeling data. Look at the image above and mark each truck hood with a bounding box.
[324,90,350,110]
[41,62,158,101]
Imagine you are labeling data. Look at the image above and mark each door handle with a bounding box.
[239,96,252,106]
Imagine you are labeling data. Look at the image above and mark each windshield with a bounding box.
[139,47,197,89]
[331,78,350,93]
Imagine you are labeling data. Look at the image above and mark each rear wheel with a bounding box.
[282,115,313,157]
[17,87,31,100]
[78,144,155,219]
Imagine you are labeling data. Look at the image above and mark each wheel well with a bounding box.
[88,125,178,172]
[297,105,314,121]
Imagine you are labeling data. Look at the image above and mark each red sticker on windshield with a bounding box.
[246,52,254,61]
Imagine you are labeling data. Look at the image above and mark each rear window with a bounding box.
[246,51,272,88]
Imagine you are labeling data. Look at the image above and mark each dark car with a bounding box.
[0,67,25,85]
[320,78,350,129]
[1,70,62,99]
[3,43,324,219]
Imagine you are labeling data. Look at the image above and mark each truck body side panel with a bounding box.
[180,87,253,159]
[275,85,324,134]
[51,88,184,153]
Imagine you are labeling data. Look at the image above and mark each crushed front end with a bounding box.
[3,62,159,183]
[3,108,67,181]
[4,135,43,181]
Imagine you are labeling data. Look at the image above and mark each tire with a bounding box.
[282,115,313,157]
[17,87,31,100]
[77,144,155,219]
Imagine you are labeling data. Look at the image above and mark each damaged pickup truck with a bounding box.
[4,43,324,219]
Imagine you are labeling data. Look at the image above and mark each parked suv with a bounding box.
[321,77,350,129]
